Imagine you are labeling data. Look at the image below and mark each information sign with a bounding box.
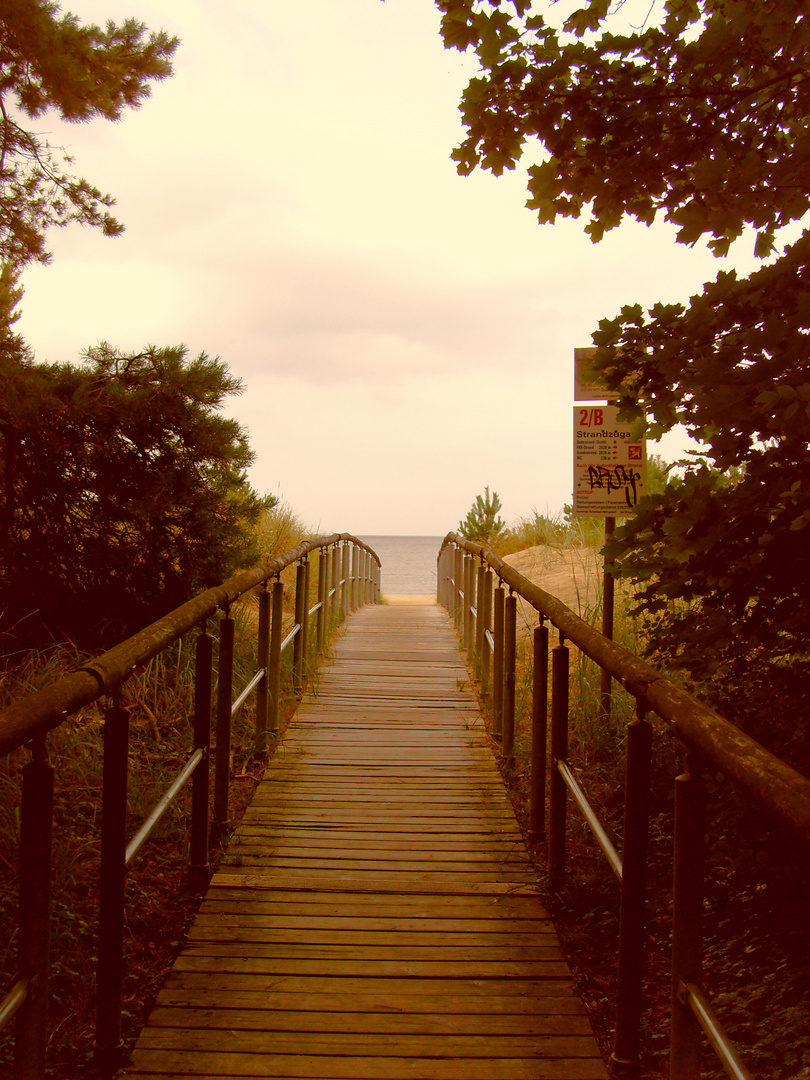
[574,346,610,402]
[573,405,646,516]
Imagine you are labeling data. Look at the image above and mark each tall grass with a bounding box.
[495,508,607,557]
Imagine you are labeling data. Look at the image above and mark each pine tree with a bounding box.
[458,487,505,545]
[0,1,177,266]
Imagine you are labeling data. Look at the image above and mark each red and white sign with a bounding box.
[573,406,647,517]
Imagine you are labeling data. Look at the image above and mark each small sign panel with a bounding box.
[573,406,646,517]
[574,346,610,402]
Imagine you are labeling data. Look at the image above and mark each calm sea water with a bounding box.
[360,536,444,595]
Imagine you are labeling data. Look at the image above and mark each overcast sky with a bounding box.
[17,0,756,535]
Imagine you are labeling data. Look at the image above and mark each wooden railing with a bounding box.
[438,533,810,1080]
[0,534,380,1078]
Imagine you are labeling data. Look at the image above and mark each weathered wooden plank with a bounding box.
[135,1028,602,1057]
[200,891,553,918]
[127,1056,607,1080]
[209,872,541,895]
[188,920,559,945]
[144,1006,594,1035]
[160,973,579,997]
[172,953,574,978]
[153,987,588,1015]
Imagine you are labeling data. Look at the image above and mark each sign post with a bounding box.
[573,349,646,716]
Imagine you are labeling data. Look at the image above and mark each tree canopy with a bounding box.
[1,335,272,647]
[438,0,810,751]
[0,0,177,266]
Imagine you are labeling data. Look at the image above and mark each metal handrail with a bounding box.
[125,748,205,866]
[557,760,623,881]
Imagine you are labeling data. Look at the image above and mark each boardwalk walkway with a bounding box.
[126,602,607,1080]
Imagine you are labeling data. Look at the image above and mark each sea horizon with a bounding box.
[359,535,444,595]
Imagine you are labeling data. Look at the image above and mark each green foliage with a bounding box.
[0,340,273,648]
[0,1,177,267]
[438,0,810,757]
[458,486,505,544]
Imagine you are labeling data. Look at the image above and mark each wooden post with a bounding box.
[317,547,328,651]
[15,735,53,1080]
[301,557,311,672]
[613,710,653,1073]
[480,567,493,700]
[503,593,517,762]
[268,579,283,735]
[254,585,271,757]
[601,515,615,717]
[331,544,340,623]
[492,584,505,741]
[341,544,350,617]
[475,562,486,679]
[95,700,129,1071]
[293,561,307,693]
[529,622,549,841]
[213,612,234,839]
[670,755,706,1080]
[548,638,569,889]
[189,627,212,891]
[463,555,475,653]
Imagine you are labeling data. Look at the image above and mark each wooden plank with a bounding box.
[153,987,588,1014]
[144,1006,594,1035]
[125,604,606,1080]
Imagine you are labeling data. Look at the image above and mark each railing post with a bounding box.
[15,734,53,1080]
[268,578,283,735]
[317,547,328,652]
[341,543,350,617]
[480,567,493,699]
[475,561,486,676]
[254,584,271,757]
[529,621,549,841]
[95,697,129,1072]
[213,610,234,840]
[601,516,616,718]
[347,545,356,612]
[613,707,654,1074]
[454,548,463,634]
[293,560,307,694]
[301,557,311,669]
[502,592,517,763]
[548,636,570,889]
[331,544,340,623]
[189,626,212,891]
[671,753,706,1080]
[463,554,475,653]
[492,583,505,741]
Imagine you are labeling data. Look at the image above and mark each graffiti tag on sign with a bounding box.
[573,406,646,517]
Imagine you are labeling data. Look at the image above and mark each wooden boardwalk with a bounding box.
[126,602,607,1080]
